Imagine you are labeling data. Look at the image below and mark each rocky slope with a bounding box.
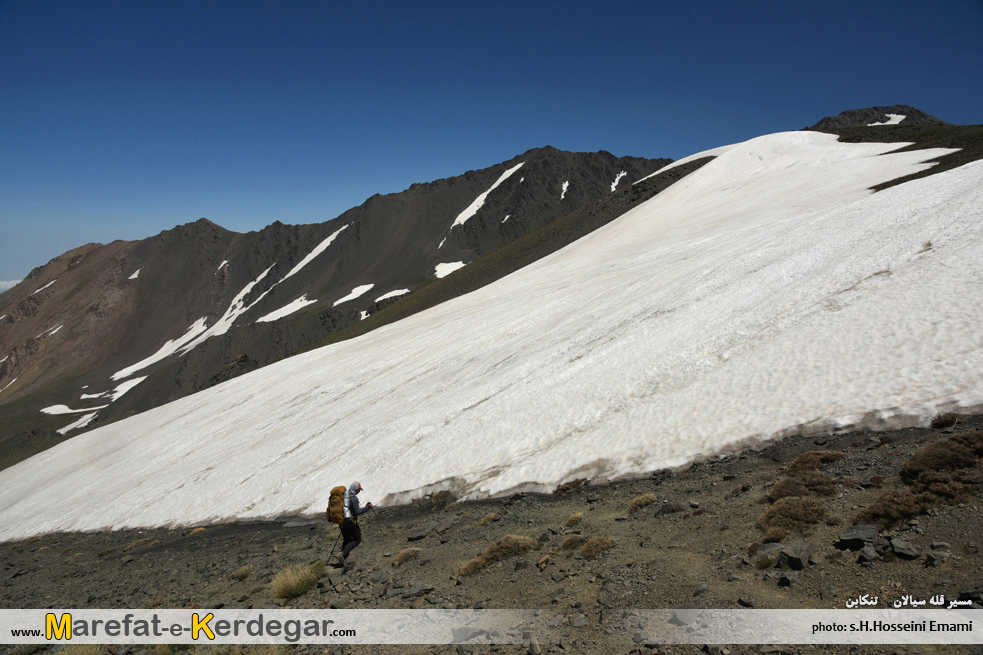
[806,105,950,130]
[1,416,980,655]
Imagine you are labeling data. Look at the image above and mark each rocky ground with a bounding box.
[2,416,982,655]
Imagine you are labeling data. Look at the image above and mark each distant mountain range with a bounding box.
[0,146,672,459]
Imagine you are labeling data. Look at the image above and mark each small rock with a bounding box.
[737,597,755,608]
[570,614,589,628]
[778,571,798,587]
[551,571,565,583]
[925,551,948,567]
[527,637,542,655]
[407,522,438,542]
[330,598,352,609]
[403,584,435,598]
[694,585,711,596]
[931,542,951,551]
[820,585,837,601]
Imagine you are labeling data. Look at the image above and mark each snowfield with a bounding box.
[0,131,980,541]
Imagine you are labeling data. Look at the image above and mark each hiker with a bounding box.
[341,481,372,560]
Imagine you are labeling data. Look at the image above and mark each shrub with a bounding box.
[566,512,583,526]
[229,564,253,581]
[855,489,934,528]
[393,548,422,567]
[768,470,838,501]
[930,413,959,429]
[901,431,983,480]
[787,450,844,474]
[553,478,586,495]
[757,497,827,534]
[763,527,787,542]
[628,493,658,513]
[560,535,588,550]
[459,535,536,576]
[581,536,617,560]
[270,561,324,599]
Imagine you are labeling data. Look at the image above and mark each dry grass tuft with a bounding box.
[757,497,827,534]
[628,493,658,513]
[581,536,617,560]
[229,564,254,581]
[787,450,845,474]
[124,538,151,551]
[459,535,536,576]
[565,512,583,526]
[270,561,324,599]
[393,548,422,567]
[479,513,502,525]
[188,527,206,536]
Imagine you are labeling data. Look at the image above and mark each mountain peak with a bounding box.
[807,105,951,130]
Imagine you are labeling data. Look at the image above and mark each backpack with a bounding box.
[326,485,347,524]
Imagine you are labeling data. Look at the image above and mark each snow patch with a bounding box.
[177,264,278,356]
[0,378,16,395]
[375,289,411,303]
[0,315,5,321]
[435,262,466,278]
[56,412,99,435]
[282,225,349,282]
[110,376,147,402]
[35,325,63,339]
[31,279,57,296]
[438,238,446,249]
[611,171,628,192]
[502,215,510,224]
[216,260,228,273]
[128,269,141,280]
[257,295,318,323]
[0,355,7,364]
[560,181,569,200]
[333,284,375,307]
[0,131,976,540]
[868,114,906,126]
[112,318,209,381]
[41,404,109,415]
[452,162,525,228]
[360,311,369,321]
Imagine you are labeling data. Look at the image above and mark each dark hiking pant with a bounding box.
[341,519,361,557]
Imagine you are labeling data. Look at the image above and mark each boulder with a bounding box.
[836,525,878,551]
[780,541,815,570]
[889,538,921,560]
[857,545,881,563]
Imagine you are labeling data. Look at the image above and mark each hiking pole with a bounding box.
[326,530,342,564]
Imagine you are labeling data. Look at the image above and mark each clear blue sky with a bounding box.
[2,0,981,284]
